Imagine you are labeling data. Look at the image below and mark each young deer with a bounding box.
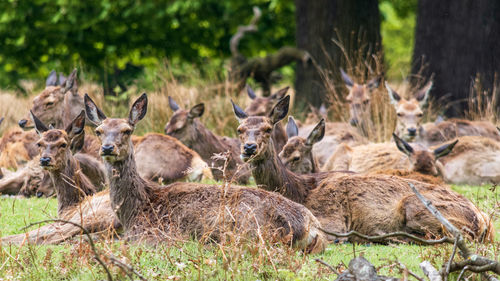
[232,95,493,242]
[279,117,325,174]
[245,85,288,152]
[84,93,326,252]
[386,82,500,145]
[164,97,249,183]
[340,69,381,134]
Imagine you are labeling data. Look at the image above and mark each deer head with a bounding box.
[386,81,432,142]
[19,69,79,130]
[164,96,204,145]
[279,117,325,174]
[340,69,381,127]
[32,110,85,172]
[245,85,289,116]
[393,133,457,176]
[232,95,289,162]
[85,93,147,163]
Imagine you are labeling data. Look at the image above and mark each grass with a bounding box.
[0,184,498,280]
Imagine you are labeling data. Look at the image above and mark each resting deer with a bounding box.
[2,112,120,245]
[386,82,500,145]
[232,95,493,242]
[279,117,325,174]
[245,85,288,152]
[340,69,381,135]
[83,93,326,252]
[164,97,249,183]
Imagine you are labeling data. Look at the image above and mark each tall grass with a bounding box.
[465,74,500,124]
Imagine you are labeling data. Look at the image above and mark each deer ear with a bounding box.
[434,139,458,159]
[270,86,289,100]
[168,96,180,111]
[30,110,49,136]
[65,111,86,154]
[46,70,58,87]
[306,119,325,146]
[340,68,354,88]
[269,95,290,124]
[188,103,205,119]
[286,116,299,138]
[415,80,432,107]
[129,93,148,126]
[319,103,328,117]
[367,76,381,90]
[385,81,401,106]
[246,85,256,100]
[393,133,414,156]
[84,94,107,126]
[231,100,248,123]
[63,68,77,94]
[58,73,67,86]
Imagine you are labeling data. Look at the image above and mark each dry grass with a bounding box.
[465,74,500,124]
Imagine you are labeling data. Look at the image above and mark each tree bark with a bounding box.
[412,0,500,117]
[295,0,381,107]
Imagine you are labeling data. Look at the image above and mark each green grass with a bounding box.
[0,184,498,280]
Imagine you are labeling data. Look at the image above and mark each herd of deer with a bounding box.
[0,69,497,253]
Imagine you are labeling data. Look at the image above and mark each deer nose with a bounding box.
[18,119,28,128]
[40,157,51,166]
[36,191,44,198]
[407,128,417,136]
[350,118,359,126]
[243,143,257,155]
[101,145,115,155]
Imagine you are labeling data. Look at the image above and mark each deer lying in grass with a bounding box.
[2,112,120,245]
[164,97,249,183]
[0,128,39,170]
[386,82,500,145]
[339,69,381,135]
[83,93,326,253]
[245,85,288,152]
[279,117,325,174]
[231,95,494,242]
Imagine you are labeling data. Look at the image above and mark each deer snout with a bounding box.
[407,128,417,136]
[101,144,115,155]
[40,157,52,167]
[36,191,44,198]
[18,119,28,128]
[350,118,359,126]
[243,143,257,155]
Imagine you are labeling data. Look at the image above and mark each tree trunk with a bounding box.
[295,0,381,108]
[412,0,500,117]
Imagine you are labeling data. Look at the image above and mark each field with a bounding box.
[0,182,498,281]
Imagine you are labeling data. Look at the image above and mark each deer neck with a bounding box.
[190,120,232,161]
[250,139,310,203]
[104,144,153,230]
[49,152,93,216]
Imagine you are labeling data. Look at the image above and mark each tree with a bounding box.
[294,0,381,107]
[412,0,500,117]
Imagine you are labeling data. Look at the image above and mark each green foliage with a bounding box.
[0,0,294,91]
[379,0,417,80]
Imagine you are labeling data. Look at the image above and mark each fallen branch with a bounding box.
[318,228,453,245]
[315,258,339,275]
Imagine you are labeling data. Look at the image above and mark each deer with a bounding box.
[231,95,494,242]
[245,85,288,152]
[339,68,381,135]
[2,112,120,246]
[279,117,325,174]
[164,97,250,184]
[82,92,327,253]
[385,81,500,145]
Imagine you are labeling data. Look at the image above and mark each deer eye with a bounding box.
[397,113,404,117]
[95,131,102,137]
[60,143,67,148]
[46,102,54,107]
[237,128,244,134]
[417,113,423,117]
[123,130,132,135]
[265,128,272,134]
[36,143,42,147]
[292,156,300,162]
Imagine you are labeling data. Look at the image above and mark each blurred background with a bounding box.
[0,0,498,117]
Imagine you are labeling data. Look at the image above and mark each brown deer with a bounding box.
[279,117,325,174]
[340,69,381,134]
[385,81,500,145]
[245,85,288,152]
[81,93,326,252]
[231,95,493,242]
[164,97,249,183]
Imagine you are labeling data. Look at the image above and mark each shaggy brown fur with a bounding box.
[134,133,211,183]
[0,129,38,169]
[232,95,494,242]
[83,93,326,253]
[164,99,249,183]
